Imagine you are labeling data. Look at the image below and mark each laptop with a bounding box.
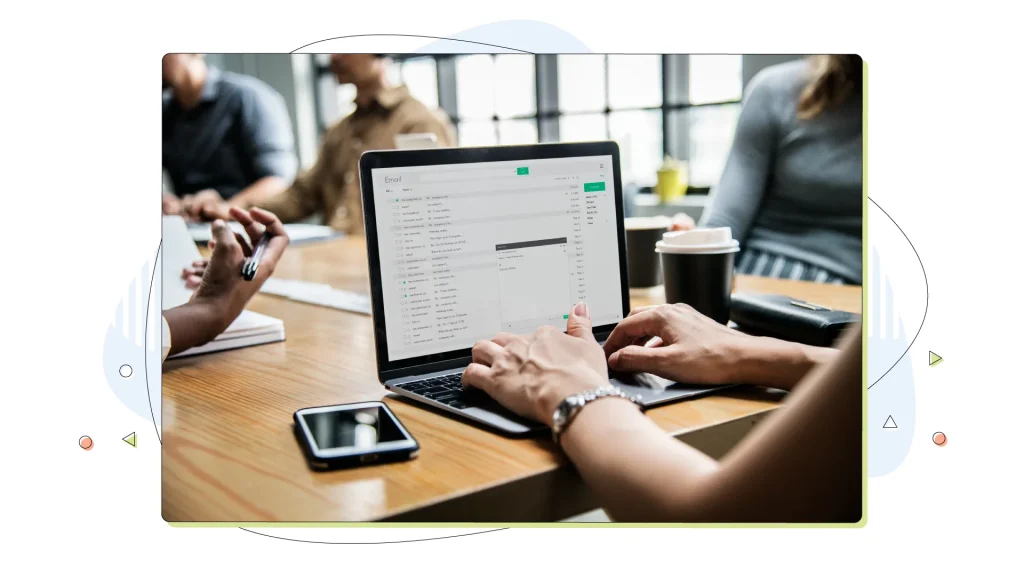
[358,142,729,436]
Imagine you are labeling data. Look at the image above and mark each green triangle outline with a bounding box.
[122,432,136,448]
[929,351,943,366]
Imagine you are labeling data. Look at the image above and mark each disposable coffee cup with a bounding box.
[625,216,671,288]
[656,228,740,324]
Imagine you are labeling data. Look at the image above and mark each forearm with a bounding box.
[228,176,289,209]
[730,336,838,391]
[163,300,234,356]
[255,187,306,223]
[560,398,720,522]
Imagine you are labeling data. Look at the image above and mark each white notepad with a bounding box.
[168,309,285,359]
[163,216,286,358]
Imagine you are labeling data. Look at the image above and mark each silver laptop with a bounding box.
[358,142,727,436]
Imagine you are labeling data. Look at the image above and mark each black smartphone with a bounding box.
[293,401,419,471]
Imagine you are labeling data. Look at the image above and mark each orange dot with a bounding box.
[932,432,947,446]
[79,436,93,450]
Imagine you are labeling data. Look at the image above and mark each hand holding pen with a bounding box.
[181,207,290,289]
[242,232,272,281]
[169,207,291,352]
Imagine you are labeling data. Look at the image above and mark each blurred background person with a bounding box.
[683,55,863,285]
[162,53,298,220]
[253,54,456,233]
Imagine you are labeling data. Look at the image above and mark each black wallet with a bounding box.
[729,292,860,347]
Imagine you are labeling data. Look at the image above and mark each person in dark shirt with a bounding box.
[162,54,297,220]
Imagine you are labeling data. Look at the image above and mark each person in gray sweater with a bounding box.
[699,55,863,285]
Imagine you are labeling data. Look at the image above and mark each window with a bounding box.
[400,58,438,110]
[455,55,495,120]
[498,119,538,145]
[610,109,663,187]
[559,113,606,143]
[315,54,780,189]
[456,120,497,147]
[558,55,605,113]
[684,104,741,186]
[688,55,742,105]
[558,55,663,186]
[494,55,535,118]
[454,54,537,145]
[607,55,662,109]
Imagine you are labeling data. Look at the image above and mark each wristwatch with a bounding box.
[551,386,643,444]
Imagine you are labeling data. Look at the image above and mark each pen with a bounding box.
[242,232,272,281]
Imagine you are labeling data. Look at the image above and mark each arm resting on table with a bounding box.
[562,325,862,522]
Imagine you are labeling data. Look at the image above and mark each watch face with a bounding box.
[552,409,567,429]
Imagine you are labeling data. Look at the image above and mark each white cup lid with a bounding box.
[655,227,740,254]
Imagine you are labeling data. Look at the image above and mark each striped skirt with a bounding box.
[736,248,851,285]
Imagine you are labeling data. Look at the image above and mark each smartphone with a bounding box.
[293,401,419,471]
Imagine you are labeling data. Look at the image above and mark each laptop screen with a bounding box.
[370,154,624,362]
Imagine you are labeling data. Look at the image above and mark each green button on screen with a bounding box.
[563,314,569,319]
[517,167,529,175]
[584,182,605,192]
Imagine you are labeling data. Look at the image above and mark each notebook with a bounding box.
[163,215,285,358]
[169,309,285,358]
[187,221,338,246]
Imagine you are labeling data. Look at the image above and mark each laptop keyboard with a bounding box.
[395,373,499,411]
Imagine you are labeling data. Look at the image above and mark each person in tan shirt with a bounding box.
[258,54,455,233]
[192,55,455,231]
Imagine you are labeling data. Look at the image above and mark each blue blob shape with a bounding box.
[867,321,915,477]
[103,253,161,432]
[866,247,916,476]
[413,20,591,53]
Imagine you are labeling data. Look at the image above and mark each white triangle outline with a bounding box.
[883,416,898,429]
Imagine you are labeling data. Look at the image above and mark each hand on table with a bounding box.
[602,304,753,385]
[181,189,232,222]
[163,192,183,215]
[603,303,838,390]
[668,212,696,231]
[462,303,611,426]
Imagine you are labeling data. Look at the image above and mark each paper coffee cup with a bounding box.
[656,228,739,324]
[625,216,671,288]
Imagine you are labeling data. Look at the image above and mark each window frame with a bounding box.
[313,54,748,187]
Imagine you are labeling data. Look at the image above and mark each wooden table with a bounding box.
[162,237,861,522]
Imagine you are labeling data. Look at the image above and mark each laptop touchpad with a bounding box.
[610,371,676,390]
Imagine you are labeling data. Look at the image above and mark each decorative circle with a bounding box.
[79,436,94,450]
[119,364,133,378]
[932,432,947,446]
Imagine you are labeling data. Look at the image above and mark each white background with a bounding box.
[2,1,1022,573]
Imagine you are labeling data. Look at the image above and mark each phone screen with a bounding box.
[299,406,410,451]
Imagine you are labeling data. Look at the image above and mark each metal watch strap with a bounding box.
[551,386,642,444]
